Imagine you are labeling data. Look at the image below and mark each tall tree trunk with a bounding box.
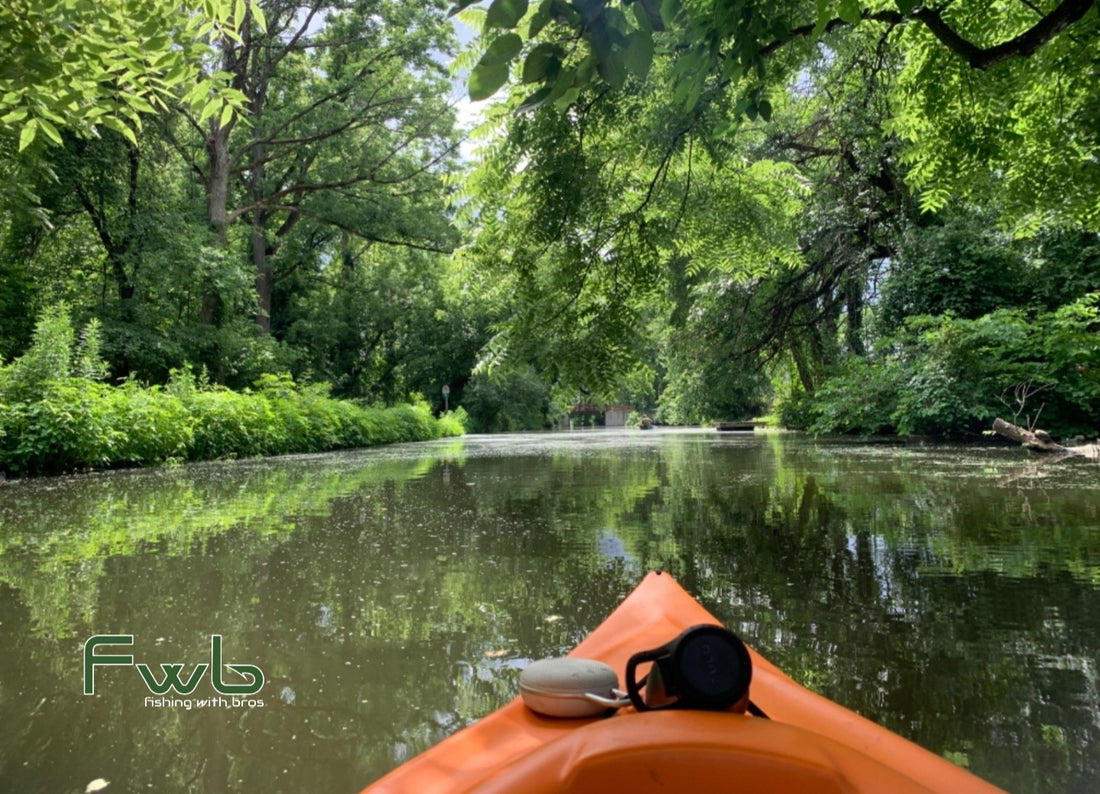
[203,117,232,326]
[202,26,244,326]
[117,140,140,321]
[73,137,141,321]
[206,120,231,239]
[249,142,275,333]
[253,212,272,333]
[845,271,866,356]
[791,343,815,395]
[340,230,357,280]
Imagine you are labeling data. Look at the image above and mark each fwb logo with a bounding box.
[84,635,264,696]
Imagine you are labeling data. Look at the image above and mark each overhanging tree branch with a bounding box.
[760,1,1096,69]
[915,0,1095,68]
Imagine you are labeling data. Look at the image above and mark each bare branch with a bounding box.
[257,1,326,86]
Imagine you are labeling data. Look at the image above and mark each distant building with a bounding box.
[604,404,634,428]
[565,403,635,428]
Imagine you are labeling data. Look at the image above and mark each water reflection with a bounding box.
[0,431,1097,793]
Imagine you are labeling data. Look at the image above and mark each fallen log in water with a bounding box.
[992,418,1099,459]
[992,418,1070,453]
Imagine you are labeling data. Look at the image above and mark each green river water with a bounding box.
[0,429,1097,794]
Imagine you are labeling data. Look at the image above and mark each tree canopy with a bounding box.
[1,0,262,152]
[459,0,1100,228]
[0,0,1097,441]
[447,0,1099,430]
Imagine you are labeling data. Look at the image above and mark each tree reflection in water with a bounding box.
[0,432,1096,794]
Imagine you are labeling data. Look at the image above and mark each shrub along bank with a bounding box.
[774,294,1100,439]
[0,307,465,477]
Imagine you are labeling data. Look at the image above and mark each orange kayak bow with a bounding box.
[362,570,1005,793]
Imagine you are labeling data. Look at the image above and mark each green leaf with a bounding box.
[753,53,765,80]
[469,62,510,101]
[198,98,220,122]
[553,85,580,110]
[549,66,577,100]
[812,0,830,37]
[37,117,63,145]
[517,84,554,112]
[757,98,772,122]
[478,33,523,67]
[102,116,138,145]
[128,94,157,115]
[721,55,743,83]
[485,0,528,29]
[547,0,580,25]
[596,50,627,90]
[529,0,553,36]
[448,0,481,17]
[684,80,702,112]
[634,0,664,32]
[2,107,29,124]
[523,65,577,111]
[184,80,210,108]
[574,53,596,84]
[251,0,267,30]
[838,0,861,24]
[624,30,654,80]
[145,36,170,53]
[713,117,739,138]
[659,0,681,27]
[18,119,37,152]
[673,48,704,81]
[522,43,560,83]
[894,0,918,13]
[601,7,631,37]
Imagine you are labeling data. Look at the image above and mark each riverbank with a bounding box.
[0,372,465,478]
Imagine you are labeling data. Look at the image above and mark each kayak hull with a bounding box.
[362,571,1006,793]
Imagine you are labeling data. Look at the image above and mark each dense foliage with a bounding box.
[460,0,1100,228]
[0,0,487,474]
[797,296,1100,438]
[1,0,259,152]
[450,0,1100,436]
[0,307,464,476]
[2,0,468,397]
[1,0,1099,471]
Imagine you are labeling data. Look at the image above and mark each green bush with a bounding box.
[770,359,818,432]
[0,369,464,477]
[438,408,468,437]
[0,380,112,474]
[380,401,439,443]
[181,389,271,460]
[808,356,904,436]
[1,304,76,403]
[0,310,465,476]
[1041,294,1100,430]
[461,368,555,432]
[103,381,193,463]
[803,295,1100,439]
